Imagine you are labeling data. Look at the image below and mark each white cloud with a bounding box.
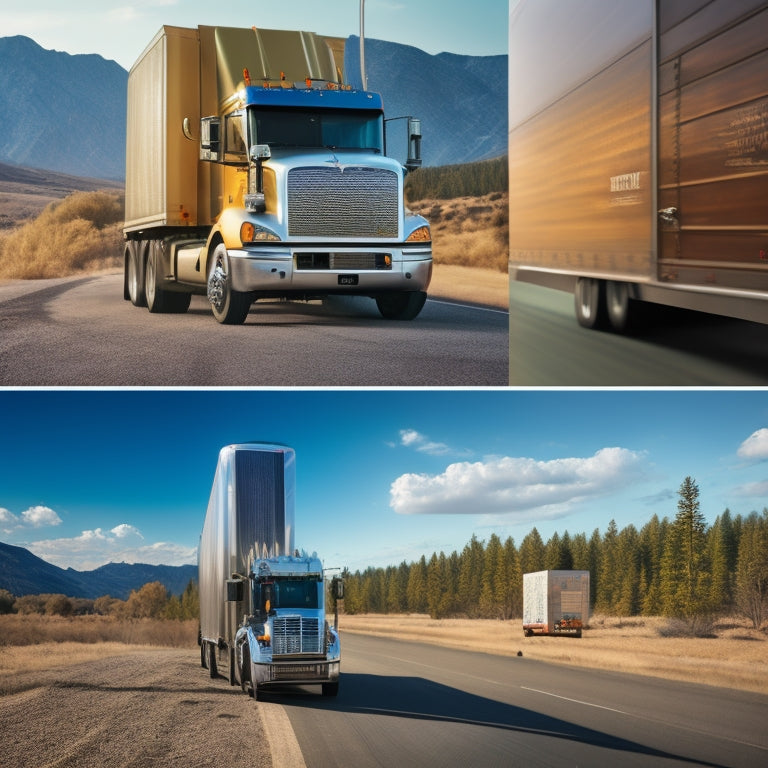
[111,523,143,539]
[737,428,768,461]
[399,429,452,456]
[0,505,62,532]
[21,505,63,527]
[732,480,768,498]
[390,447,646,517]
[29,524,196,571]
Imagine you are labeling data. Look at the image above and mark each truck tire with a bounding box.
[606,281,632,332]
[574,277,606,329]
[322,682,339,697]
[207,243,252,325]
[201,641,208,669]
[145,241,192,314]
[240,645,252,695]
[207,642,218,679]
[375,291,427,320]
[126,241,147,308]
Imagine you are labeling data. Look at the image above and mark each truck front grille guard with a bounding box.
[288,166,399,238]
[272,616,321,655]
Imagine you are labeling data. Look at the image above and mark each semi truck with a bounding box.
[508,0,768,331]
[522,570,590,638]
[198,443,342,699]
[123,25,431,324]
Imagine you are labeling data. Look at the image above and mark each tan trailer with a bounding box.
[508,0,768,330]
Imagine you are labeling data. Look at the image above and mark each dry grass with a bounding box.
[409,192,509,273]
[0,614,197,650]
[0,615,199,695]
[339,614,768,695]
[0,191,124,279]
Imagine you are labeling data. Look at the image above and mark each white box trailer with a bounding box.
[523,570,590,637]
[508,0,768,331]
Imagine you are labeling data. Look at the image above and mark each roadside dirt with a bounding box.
[0,649,272,768]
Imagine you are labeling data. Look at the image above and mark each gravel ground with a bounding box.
[0,649,273,768]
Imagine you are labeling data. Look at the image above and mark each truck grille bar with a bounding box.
[288,167,398,238]
[272,616,321,655]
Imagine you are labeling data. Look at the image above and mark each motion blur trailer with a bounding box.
[508,0,768,330]
[199,444,342,699]
[123,25,431,323]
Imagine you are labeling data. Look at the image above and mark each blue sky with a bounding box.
[1,390,767,574]
[3,0,508,71]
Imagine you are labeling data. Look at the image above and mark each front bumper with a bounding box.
[228,245,432,295]
[251,658,341,686]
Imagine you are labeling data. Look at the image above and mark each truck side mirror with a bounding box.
[200,116,220,162]
[406,118,422,173]
[332,577,344,600]
[226,578,244,602]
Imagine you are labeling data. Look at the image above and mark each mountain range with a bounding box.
[0,541,196,600]
[0,33,506,180]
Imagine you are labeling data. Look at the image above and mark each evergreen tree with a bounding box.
[519,527,545,574]
[505,537,523,618]
[735,510,768,629]
[457,535,485,616]
[661,477,711,618]
[406,555,428,614]
[596,520,619,614]
[181,579,199,620]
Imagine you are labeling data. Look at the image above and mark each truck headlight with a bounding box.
[406,225,431,243]
[240,222,281,245]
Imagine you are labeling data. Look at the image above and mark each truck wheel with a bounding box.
[606,281,632,332]
[201,641,208,669]
[207,243,252,324]
[375,291,427,320]
[240,645,252,695]
[322,682,339,697]
[207,642,218,679]
[574,277,606,329]
[145,242,192,314]
[126,241,147,308]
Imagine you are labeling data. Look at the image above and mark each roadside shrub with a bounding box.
[45,594,74,617]
[0,190,124,279]
[0,589,15,614]
[657,615,717,638]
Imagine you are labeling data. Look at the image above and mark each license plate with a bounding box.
[338,274,359,286]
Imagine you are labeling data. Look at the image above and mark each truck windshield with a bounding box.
[273,579,319,609]
[249,108,383,153]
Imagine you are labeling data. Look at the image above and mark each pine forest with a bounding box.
[340,478,768,630]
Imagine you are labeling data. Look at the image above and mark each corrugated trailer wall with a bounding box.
[657,0,768,294]
[199,444,295,644]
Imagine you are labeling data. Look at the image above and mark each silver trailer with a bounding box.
[198,443,340,697]
[508,0,768,331]
[523,570,590,638]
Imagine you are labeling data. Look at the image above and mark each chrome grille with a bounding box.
[272,616,321,655]
[288,166,398,238]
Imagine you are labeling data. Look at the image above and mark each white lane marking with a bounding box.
[427,298,509,315]
[521,686,627,714]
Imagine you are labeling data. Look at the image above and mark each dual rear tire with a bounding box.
[574,278,635,333]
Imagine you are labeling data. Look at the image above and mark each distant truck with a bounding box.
[123,25,431,324]
[522,570,590,638]
[198,443,342,698]
[508,0,768,331]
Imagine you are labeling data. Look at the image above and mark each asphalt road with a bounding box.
[0,275,508,386]
[509,282,768,386]
[265,633,768,768]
